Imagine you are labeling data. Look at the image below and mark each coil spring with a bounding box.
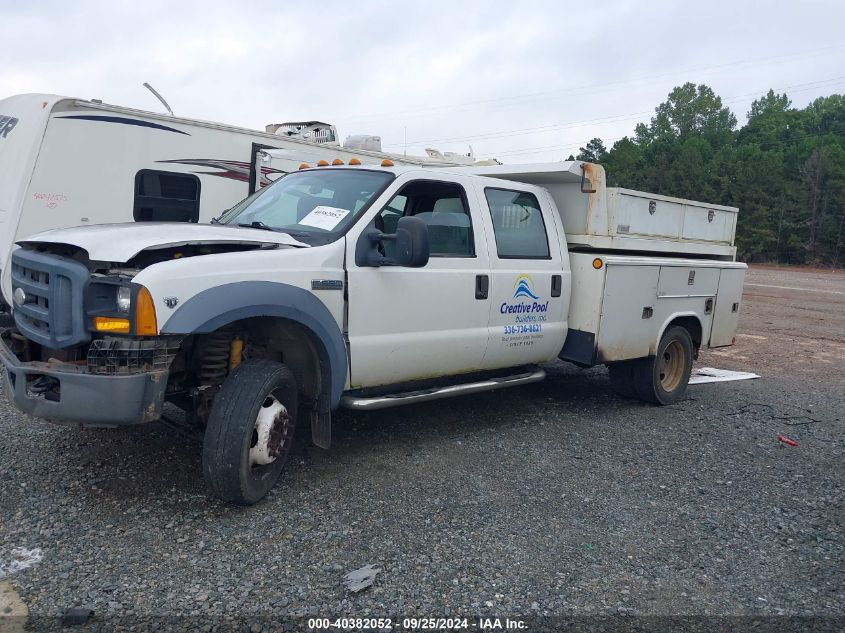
[198,330,232,385]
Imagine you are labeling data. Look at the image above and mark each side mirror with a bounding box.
[355,216,430,268]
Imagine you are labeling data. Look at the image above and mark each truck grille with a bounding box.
[11,249,91,348]
[87,337,182,375]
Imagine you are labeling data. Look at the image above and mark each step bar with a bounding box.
[341,367,546,411]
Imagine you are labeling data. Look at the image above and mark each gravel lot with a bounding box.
[0,265,842,631]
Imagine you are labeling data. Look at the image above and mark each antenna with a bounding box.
[142,82,174,116]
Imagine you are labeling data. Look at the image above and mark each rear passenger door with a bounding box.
[478,184,569,368]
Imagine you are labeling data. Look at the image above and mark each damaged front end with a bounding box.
[0,329,179,425]
[1,226,296,428]
[0,245,184,426]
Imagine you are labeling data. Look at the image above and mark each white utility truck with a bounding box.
[0,93,494,310]
[0,160,745,504]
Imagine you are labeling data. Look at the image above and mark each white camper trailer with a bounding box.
[0,93,496,307]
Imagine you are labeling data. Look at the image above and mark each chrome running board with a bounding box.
[340,367,546,411]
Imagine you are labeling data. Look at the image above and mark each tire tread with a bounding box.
[202,359,298,505]
[631,326,694,405]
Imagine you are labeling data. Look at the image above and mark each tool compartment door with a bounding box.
[595,259,729,362]
[596,263,660,362]
[608,189,684,239]
[709,267,746,347]
[681,204,737,244]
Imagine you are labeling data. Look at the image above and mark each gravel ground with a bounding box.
[0,265,843,632]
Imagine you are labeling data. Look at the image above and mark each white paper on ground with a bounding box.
[688,367,761,385]
[298,206,350,231]
[0,547,43,580]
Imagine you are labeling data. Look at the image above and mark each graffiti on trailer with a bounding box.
[0,116,19,139]
[33,193,69,209]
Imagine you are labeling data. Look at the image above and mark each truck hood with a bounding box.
[18,222,308,262]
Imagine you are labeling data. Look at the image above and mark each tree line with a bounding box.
[569,83,845,266]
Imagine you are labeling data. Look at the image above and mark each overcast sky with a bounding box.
[2,0,844,163]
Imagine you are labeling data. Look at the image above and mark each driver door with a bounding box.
[345,174,492,389]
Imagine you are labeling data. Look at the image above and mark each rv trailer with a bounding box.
[0,93,495,307]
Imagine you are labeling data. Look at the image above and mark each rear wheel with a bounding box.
[632,326,694,405]
[202,360,298,505]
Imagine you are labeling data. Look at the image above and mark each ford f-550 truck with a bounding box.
[0,161,746,504]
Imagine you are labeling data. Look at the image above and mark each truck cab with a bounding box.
[0,161,746,504]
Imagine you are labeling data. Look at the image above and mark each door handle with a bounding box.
[551,274,562,298]
[475,274,489,300]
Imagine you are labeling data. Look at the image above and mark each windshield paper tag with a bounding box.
[299,206,350,230]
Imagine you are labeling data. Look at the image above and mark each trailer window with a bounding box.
[485,188,550,259]
[134,170,201,223]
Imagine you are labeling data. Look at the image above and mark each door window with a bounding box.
[378,181,474,257]
[485,188,550,259]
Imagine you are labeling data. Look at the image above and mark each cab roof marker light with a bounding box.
[332,159,344,166]
[298,163,310,170]
[316,159,329,167]
[349,158,362,166]
[381,159,394,167]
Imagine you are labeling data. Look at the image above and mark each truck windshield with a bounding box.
[218,169,394,245]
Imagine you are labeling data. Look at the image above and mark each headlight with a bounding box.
[116,286,132,313]
[90,283,158,336]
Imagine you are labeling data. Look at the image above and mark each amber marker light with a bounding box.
[93,317,130,333]
[348,158,362,165]
[298,163,310,170]
[592,258,603,269]
[316,159,329,167]
[332,159,344,166]
[380,159,394,167]
[134,286,158,335]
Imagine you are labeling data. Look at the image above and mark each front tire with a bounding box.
[202,360,298,505]
[632,326,694,405]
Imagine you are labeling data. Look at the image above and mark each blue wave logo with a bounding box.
[513,275,540,300]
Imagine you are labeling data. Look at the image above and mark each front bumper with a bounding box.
[0,330,168,426]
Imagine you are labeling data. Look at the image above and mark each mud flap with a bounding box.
[310,396,331,449]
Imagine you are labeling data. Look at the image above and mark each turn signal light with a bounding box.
[316,159,329,167]
[349,158,361,165]
[380,159,394,167]
[134,286,158,335]
[93,317,130,333]
[298,162,310,170]
[332,159,344,166]
[592,258,603,269]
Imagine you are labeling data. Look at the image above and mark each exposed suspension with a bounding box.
[191,329,244,428]
[198,330,232,386]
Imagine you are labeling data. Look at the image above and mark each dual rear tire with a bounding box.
[608,326,694,405]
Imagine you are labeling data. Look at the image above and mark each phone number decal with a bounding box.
[504,324,542,335]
